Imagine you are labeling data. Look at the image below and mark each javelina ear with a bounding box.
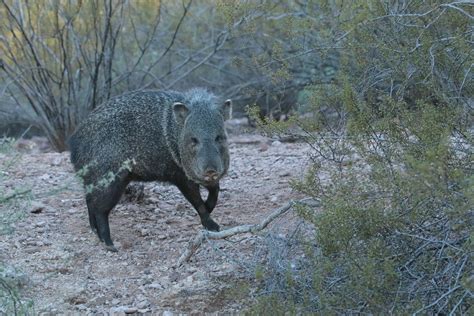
[173,102,189,124]
[219,99,232,121]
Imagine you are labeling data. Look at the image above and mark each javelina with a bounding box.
[69,89,231,251]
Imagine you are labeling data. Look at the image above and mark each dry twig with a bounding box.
[175,198,319,267]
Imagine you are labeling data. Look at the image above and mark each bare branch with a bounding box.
[175,198,320,267]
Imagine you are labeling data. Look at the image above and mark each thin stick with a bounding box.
[175,198,319,267]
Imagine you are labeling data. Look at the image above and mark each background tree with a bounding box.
[0,0,251,151]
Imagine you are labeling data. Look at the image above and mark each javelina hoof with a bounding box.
[203,218,220,232]
[105,244,118,252]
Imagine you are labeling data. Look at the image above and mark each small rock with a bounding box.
[258,142,269,152]
[30,201,45,214]
[136,299,149,309]
[186,267,197,273]
[26,240,37,246]
[24,247,40,254]
[149,282,163,289]
[77,304,87,311]
[68,295,87,305]
[221,191,231,199]
[270,196,278,202]
[124,307,138,314]
[272,140,282,146]
[279,171,291,177]
[58,267,71,274]
[163,311,174,316]
[142,278,153,286]
[51,157,62,166]
[39,174,51,181]
[138,309,150,314]
[111,298,121,305]
[109,306,126,315]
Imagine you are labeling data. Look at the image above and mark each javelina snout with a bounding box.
[69,88,231,252]
[196,143,228,185]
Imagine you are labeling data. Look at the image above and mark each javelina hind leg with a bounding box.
[86,171,130,252]
[204,184,219,213]
[176,178,220,231]
[88,208,98,233]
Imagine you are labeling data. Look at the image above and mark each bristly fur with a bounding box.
[68,88,231,250]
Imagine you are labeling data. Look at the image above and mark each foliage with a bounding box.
[245,0,473,314]
[217,0,342,118]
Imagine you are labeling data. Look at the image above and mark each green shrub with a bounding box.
[248,1,472,314]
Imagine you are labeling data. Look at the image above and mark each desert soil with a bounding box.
[1,128,311,314]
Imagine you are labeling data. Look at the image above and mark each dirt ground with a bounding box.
[1,127,311,314]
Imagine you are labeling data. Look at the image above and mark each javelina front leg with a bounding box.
[176,179,220,231]
[204,184,219,213]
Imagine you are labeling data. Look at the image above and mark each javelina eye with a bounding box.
[215,135,225,142]
[190,137,199,145]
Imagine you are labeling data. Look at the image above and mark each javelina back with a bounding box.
[69,89,231,251]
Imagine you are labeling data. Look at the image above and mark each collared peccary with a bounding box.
[69,88,231,252]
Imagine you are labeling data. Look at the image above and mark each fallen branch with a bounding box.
[175,198,320,267]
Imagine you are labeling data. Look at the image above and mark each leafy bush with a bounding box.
[248,1,473,314]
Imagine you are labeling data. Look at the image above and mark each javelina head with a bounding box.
[173,91,231,186]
